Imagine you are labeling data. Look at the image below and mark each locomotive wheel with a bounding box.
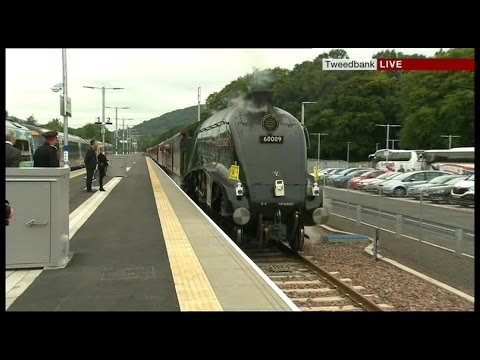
[291,227,305,252]
[235,226,244,246]
[297,227,305,251]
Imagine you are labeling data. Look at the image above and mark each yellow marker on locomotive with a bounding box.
[228,162,240,180]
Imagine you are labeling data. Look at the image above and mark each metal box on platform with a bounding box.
[108,155,127,177]
[6,167,71,269]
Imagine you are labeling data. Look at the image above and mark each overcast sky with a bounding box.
[6,48,442,129]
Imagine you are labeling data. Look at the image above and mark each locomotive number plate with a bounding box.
[259,135,284,143]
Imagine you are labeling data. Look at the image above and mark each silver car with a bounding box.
[379,170,451,197]
[407,174,461,199]
[362,171,402,192]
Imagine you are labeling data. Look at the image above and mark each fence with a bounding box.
[320,185,474,298]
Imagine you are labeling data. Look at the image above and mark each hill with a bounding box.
[132,105,200,136]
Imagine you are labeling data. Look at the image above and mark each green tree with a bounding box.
[134,48,475,161]
[44,118,63,132]
[26,115,38,125]
[398,48,474,149]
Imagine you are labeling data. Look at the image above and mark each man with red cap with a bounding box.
[33,130,60,167]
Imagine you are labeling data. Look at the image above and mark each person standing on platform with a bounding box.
[33,130,60,167]
[84,139,98,192]
[6,200,14,226]
[97,144,108,191]
[5,128,21,167]
[398,164,405,172]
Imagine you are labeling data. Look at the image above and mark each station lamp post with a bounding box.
[376,124,401,150]
[376,124,401,166]
[122,118,135,154]
[301,101,317,125]
[105,106,130,154]
[391,139,400,150]
[310,132,328,168]
[347,141,352,168]
[440,135,461,149]
[51,49,70,168]
[83,85,124,145]
[128,128,139,154]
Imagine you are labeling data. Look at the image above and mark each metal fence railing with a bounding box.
[320,185,475,297]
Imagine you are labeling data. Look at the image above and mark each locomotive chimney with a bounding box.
[245,91,273,112]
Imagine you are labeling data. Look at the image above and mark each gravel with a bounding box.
[302,226,474,311]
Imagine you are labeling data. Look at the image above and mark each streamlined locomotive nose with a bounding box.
[147,90,328,251]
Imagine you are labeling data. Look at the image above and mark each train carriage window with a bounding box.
[14,140,32,162]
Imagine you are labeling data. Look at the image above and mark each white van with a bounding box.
[450,174,475,207]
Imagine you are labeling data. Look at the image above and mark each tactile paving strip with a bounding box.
[146,158,222,311]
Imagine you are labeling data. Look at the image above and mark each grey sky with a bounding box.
[6,48,442,129]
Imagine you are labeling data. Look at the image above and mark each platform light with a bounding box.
[83,85,125,145]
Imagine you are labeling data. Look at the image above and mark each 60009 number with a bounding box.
[260,135,284,143]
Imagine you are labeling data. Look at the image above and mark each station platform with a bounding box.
[5,154,297,311]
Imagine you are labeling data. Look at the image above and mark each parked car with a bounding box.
[450,174,475,207]
[326,167,372,186]
[348,169,388,190]
[319,168,345,183]
[407,174,461,199]
[378,170,451,197]
[332,169,373,188]
[363,171,401,192]
[454,189,475,207]
[425,176,468,204]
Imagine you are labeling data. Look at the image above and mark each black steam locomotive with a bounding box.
[146,91,328,251]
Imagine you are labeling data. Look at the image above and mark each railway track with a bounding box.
[244,243,393,312]
[166,172,393,311]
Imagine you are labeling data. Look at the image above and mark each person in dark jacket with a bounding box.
[6,200,14,226]
[97,144,108,191]
[5,128,21,167]
[84,139,97,192]
[33,130,60,167]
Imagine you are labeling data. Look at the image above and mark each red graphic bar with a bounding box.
[377,58,475,71]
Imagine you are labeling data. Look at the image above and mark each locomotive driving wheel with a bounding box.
[294,227,305,252]
[289,226,304,252]
[235,226,244,246]
[288,213,305,252]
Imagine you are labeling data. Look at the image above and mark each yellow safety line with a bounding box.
[146,158,223,311]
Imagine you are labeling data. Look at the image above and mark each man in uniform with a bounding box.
[84,139,98,192]
[33,130,60,167]
[5,128,21,167]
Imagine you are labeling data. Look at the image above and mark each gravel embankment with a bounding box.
[302,227,474,311]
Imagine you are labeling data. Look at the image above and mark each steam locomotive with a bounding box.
[146,91,328,251]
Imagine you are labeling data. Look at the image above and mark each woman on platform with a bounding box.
[97,145,109,191]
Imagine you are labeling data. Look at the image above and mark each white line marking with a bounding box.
[5,175,124,310]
